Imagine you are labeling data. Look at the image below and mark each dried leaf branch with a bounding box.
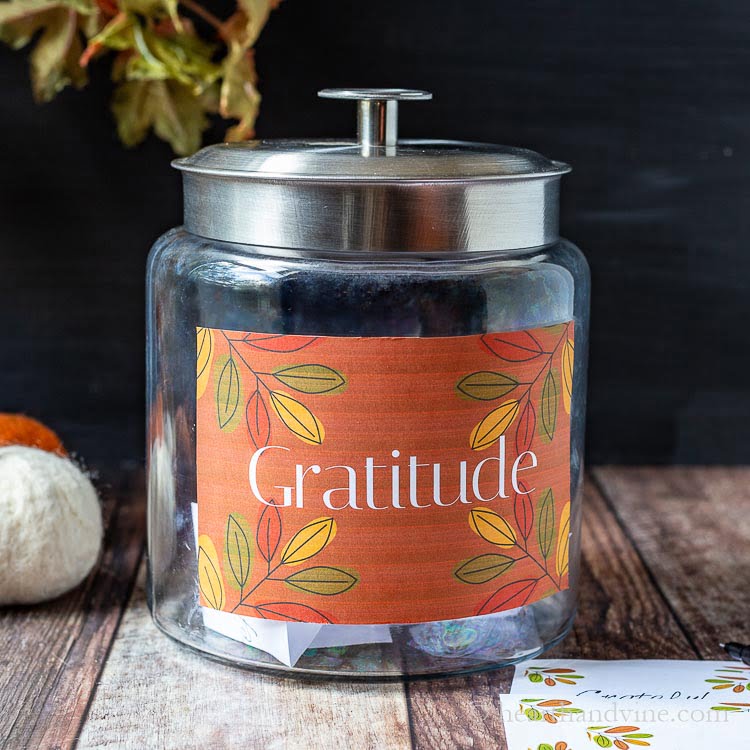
[0,0,281,154]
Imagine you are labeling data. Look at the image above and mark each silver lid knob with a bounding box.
[318,88,432,154]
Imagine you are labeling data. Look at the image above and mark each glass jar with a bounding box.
[146,89,590,678]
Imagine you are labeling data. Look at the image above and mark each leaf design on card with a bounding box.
[705,667,750,691]
[606,727,640,734]
[586,726,653,748]
[711,702,750,713]
[526,667,585,686]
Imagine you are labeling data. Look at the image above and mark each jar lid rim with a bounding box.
[173,139,571,183]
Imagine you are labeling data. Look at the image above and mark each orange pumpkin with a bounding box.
[0,413,65,455]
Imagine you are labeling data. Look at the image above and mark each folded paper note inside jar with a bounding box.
[502,659,750,749]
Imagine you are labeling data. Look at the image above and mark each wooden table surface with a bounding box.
[1,467,748,749]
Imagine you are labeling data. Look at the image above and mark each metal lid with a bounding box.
[173,88,570,253]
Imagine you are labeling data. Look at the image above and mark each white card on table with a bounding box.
[503,659,750,749]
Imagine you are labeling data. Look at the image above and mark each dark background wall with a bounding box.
[1,0,748,465]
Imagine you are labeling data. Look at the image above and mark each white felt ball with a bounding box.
[0,446,103,605]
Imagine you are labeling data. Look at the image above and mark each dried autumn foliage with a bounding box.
[0,0,280,154]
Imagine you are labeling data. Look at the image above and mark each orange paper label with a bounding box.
[195,324,574,625]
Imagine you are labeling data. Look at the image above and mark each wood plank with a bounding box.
[594,466,750,658]
[553,477,696,661]
[77,563,412,750]
[0,468,145,750]
[406,476,696,750]
[406,669,512,750]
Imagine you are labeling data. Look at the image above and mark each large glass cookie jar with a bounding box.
[146,88,590,677]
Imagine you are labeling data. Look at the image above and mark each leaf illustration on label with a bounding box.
[469,508,518,547]
[273,364,346,394]
[284,566,358,595]
[482,331,543,361]
[253,602,332,623]
[197,534,224,610]
[515,400,536,453]
[469,399,520,450]
[540,368,559,441]
[556,501,571,578]
[198,325,573,624]
[269,390,325,445]
[242,334,318,352]
[561,338,574,415]
[454,553,516,584]
[245,389,270,449]
[514,482,534,540]
[280,517,337,565]
[478,578,538,614]
[196,327,214,399]
[256,501,282,563]
[224,513,253,591]
[215,355,242,431]
[537,488,556,560]
[456,371,519,401]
